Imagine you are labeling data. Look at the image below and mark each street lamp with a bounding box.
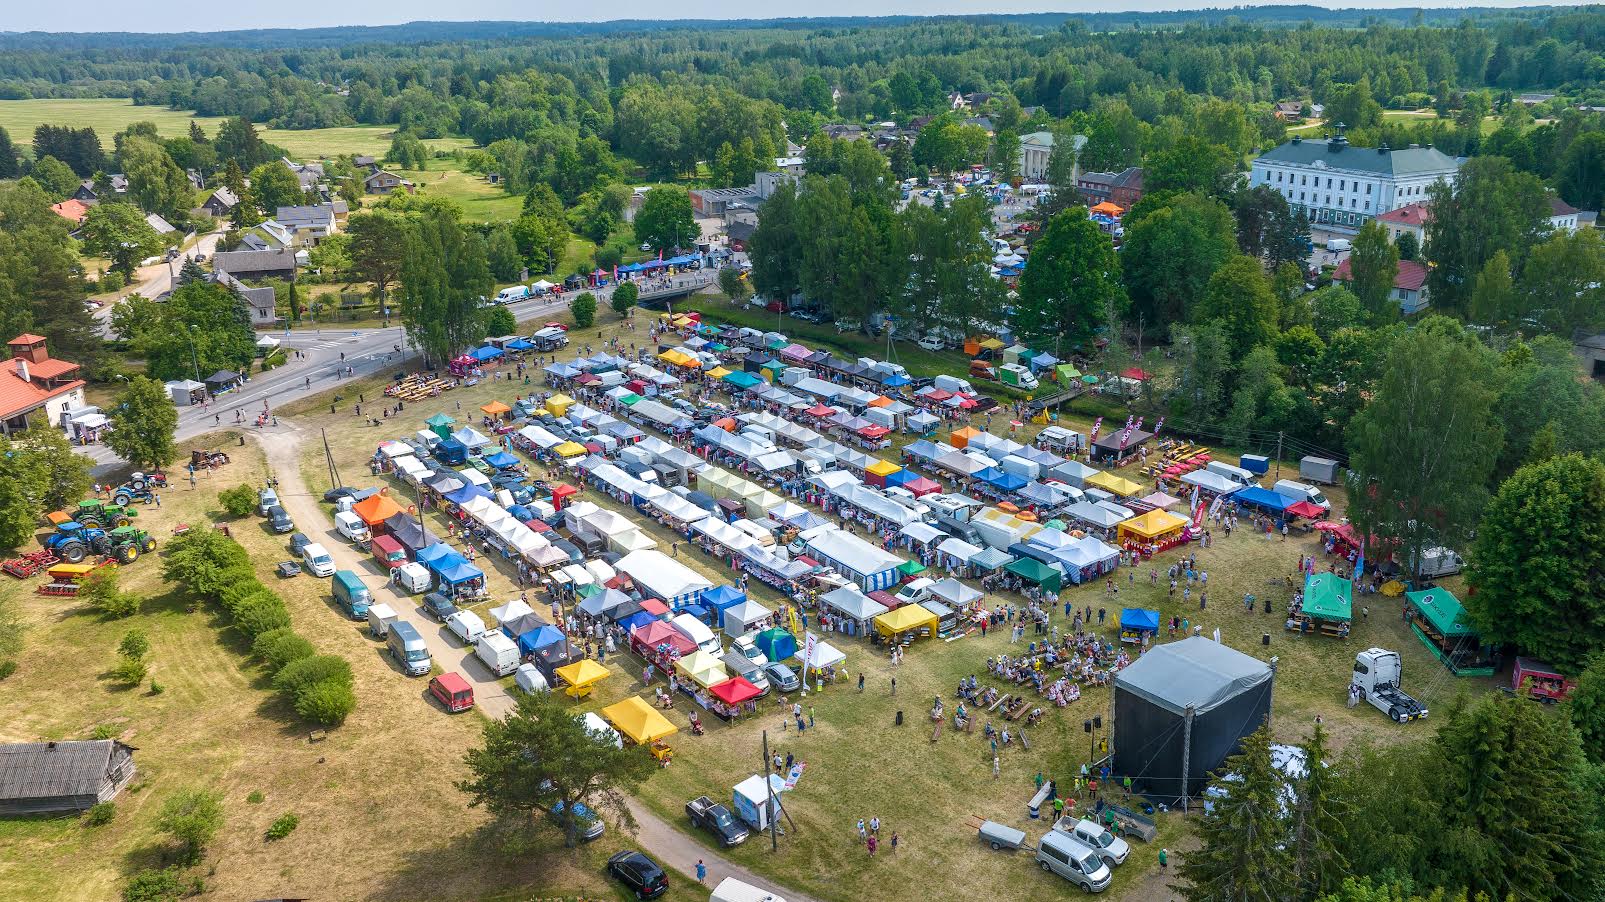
[188,324,201,382]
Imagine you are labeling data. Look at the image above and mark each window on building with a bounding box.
[1339,180,1346,191]
[1301,175,1307,186]
[1366,184,1372,195]
[1365,202,1370,211]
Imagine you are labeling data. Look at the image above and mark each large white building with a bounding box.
[1019,131,1085,183]
[1249,134,1461,233]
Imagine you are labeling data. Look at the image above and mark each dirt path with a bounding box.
[251,425,820,902]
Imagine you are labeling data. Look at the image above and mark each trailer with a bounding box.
[1352,647,1428,722]
[1299,456,1339,485]
[966,815,1031,851]
[1102,804,1158,842]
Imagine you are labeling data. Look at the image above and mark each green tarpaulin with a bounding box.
[723,371,763,389]
[1055,364,1082,383]
[897,560,927,577]
[1004,557,1062,593]
[1303,573,1352,621]
[1406,587,1477,638]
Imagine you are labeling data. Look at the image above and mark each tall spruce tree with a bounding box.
[1176,725,1296,902]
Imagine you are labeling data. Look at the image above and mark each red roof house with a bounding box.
[1332,258,1431,315]
[49,200,90,225]
[0,335,86,435]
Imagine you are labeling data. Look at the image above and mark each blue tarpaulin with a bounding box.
[414,543,453,565]
[1233,486,1293,512]
[702,585,746,611]
[471,345,504,361]
[1119,608,1160,633]
[504,338,535,350]
[444,484,492,505]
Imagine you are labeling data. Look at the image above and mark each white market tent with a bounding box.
[617,549,713,607]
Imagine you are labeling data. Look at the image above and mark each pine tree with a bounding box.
[177,258,205,287]
[1289,722,1348,899]
[1176,725,1295,902]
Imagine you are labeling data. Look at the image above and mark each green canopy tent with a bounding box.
[1004,557,1062,594]
[425,412,455,440]
[1303,573,1352,621]
[897,560,927,578]
[1404,587,1495,676]
[1055,364,1082,384]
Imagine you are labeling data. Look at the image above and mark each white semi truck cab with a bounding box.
[1352,647,1428,723]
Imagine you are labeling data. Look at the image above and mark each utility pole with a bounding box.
[1180,704,1195,813]
[1275,431,1284,479]
[761,730,778,851]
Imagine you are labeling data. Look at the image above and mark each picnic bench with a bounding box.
[1027,781,1054,818]
[986,692,1010,713]
[1003,696,1029,721]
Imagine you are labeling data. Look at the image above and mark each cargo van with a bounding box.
[1273,479,1331,511]
[1064,817,1130,866]
[392,561,432,594]
[334,510,371,548]
[495,284,531,304]
[670,612,721,655]
[372,534,407,569]
[332,570,372,619]
[721,650,771,695]
[474,631,519,676]
[447,609,486,645]
[1205,460,1257,488]
[301,542,335,578]
[428,672,474,712]
[387,621,432,676]
[1035,830,1112,892]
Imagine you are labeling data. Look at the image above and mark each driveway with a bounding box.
[251,425,818,902]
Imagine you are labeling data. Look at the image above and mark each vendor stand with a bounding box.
[555,658,611,698]
[1404,587,1497,676]
[754,627,798,664]
[631,620,696,671]
[1289,572,1352,638]
[1511,657,1577,704]
[1116,508,1190,556]
[705,676,764,720]
[1119,608,1160,645]
[873,604,939,645]
[1004,556,1063,595]
[602,696,678,764]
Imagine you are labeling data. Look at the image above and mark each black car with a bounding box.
[606,850,668,900]
[288,532,313,556]
[421,591,458,622]
[267,505,294,534]
[324,486,358,504]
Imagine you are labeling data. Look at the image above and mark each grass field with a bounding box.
[390,158,524,223]
[0,99,469,162]
[273,303,1488,901]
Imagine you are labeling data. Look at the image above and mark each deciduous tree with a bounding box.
[1196,255,1280,358]
[79,202,163,276]
[1348,221,1400,322]
[1121,192,1238,326]
[1013,206,1125,350]
[104,377,178,470]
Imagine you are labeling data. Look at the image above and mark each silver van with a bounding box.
[1036,830,1112,893]
[1066,817,1130,866]
[387,621,432,676]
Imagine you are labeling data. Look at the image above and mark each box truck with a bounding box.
[475,631,520,676]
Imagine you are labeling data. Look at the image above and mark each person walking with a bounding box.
[696,860,706,883]
[858,672,865,692]
[1159,848,1169,870]
[891,676,897,696]
[857,818,867,840]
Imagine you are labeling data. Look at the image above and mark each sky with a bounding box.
[5,1,1594,33]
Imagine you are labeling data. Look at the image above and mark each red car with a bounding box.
[429,673,474,712]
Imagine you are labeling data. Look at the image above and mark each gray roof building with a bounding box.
[213,247,298,281]
[1254,136,1460,178]
[0,740,137,814]
[1251,134,1462,234]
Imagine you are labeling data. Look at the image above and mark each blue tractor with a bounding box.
[41,522,109,564]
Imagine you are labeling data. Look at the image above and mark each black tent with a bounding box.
[385,514,440,556]
[1113,636,1273,803]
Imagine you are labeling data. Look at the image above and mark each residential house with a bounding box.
[1519,93,1557,106]
[0,740,137,815]
[0,334,86,435]
[962,92,997,108]
[1376,202,1431,246]
[1333,257,1431,315]
[283,157,325,193]
[239,220,296,252]
[200,187,239,217]
[1548,196,1582,233]
[184,168,206,190]
[1580,211,1599,230]
[1273,101,1307,120]
[1249,134,1462,233]
[774,156,806,177]
[363,169,404,195]
[49,199,89,225]
[72,175,127,204]
[352,155,377,169]
[947,92,967,111]
[964,116,995,134]
[275,204,338,243]
[1077,167,1145,209]
[821,124,863,141]
[726,219,757,252]
[144,213,176,236]
[212,247,298,281]
[212,270,279,327]
[329,198,349,224]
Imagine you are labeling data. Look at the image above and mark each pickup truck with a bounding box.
[686,795,750,846]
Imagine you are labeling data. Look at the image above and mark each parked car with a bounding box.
[288,532,312,556]
[607,850,668,899]
[421,591,458,622]
[764,661,800,693]
[266,505,294,534]
[257,487,279,516]
[550,800,605,841]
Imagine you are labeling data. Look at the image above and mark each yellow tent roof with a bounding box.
[874,604,940,639]
[675,650,730,688]
[978,337,1005,350]
[480,401,511,416]
[555,659,611,688]
[1085,470,1145,497]
[546,394,574,417]
[706,366,732,378]
[553,441,587,458]
[1118,509,1190,540]
[603,696,679,744]
[657,349,686,364]
[865,459,901,477]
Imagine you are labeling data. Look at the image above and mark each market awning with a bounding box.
[1303,572,1353,621]
[480,401,511,416]
[556,658,611,689]
[709,676,763,705]
[874,604,939,639]
[602,696,677,744]
[1406,587,1477,637]
[1004,556,1062,592]
[1117,509,1189,541]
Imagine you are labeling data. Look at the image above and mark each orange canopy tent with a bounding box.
[950,426,981,448]
[1090,201,1124,216]
[352,493,403,526]
[480,401,511,417]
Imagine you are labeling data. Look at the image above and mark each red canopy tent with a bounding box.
[639,598,670,617]
[626,379,650,394]
[1286,500,1326,520]
[631,621,696,659]
[709,676,763,706]
[857,424,891,440]
[805,404,835,418]
[923,389,953,402]
[549,483,579,510]
[1121,367,1151,381]
[574,372,601,385]
[524,518,552,532]
[904,476,943,497]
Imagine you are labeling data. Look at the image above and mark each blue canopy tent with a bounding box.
[1119,608,1161,640]
[986,470,1029,492]
[755,627,798,663]
[881,373,911,387]
[504,338,535,351]
[618,609,657,633]
[444,484,492,506]
[516,624,567,655]
[471,345,504,362]
[484,451,520,469]
[1233,486,1293,514]
[884,469,917,488]
[1029,352,1059,370]
[507,504,535,521]
[414,543,454,565]
[437,560,484,587]
[424,550,467,576]
[702,585,746,612]
[975,467,1007,483]
[723,371,763,389]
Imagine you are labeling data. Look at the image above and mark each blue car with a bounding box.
[550,800,605,841]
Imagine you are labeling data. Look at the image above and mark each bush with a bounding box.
[90,723,119,740]
[122,867,193,902]
[265,812,299,840]
[100,592,141,618]
[232,594,292,639]
[99,271,125,293]
[82,801,116,827]
[156,788,224,864]
[149,679,163,695]
[252,628,315,673]
[118,629,150,661]
[272,655,353,698]
[0,660,15,680]
[112,656,148,686]
[218,579,270,615]
[217,485,257,518]
[80,568,124,615]
[246,791,264,804]
[259,349,288,372]
[571,292,597,329]
[294,678,356,726]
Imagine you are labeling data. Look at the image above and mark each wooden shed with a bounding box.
[0,740,137,814]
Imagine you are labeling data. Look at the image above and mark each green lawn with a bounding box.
[392,158,523,223]
[0,99,469,162]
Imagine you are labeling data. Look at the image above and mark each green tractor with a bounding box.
[104,526,157,564]
[73,500,136,529]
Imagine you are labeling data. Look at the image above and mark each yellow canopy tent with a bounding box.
[656,349,686,365]
[978,337,1005,350]
[671,315,695,328]
[553,441,587,458]
[555,659,611,698]
[1117,509,1190,543]
[545,394,574,417]
[603,696,679,744]
[706,366,733,379]
[674,649,729,688]
[950,426,981,448]
[480,401,511,416]
[865,459,901,478]
[874,604,940,641]
[1085,470,1145,498]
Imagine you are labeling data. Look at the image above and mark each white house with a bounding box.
[1249,134,1461,234]
[1019,131,1085,183]
[1548,196,1582,233]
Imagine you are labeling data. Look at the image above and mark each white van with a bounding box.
[447,609,487,645]
[475,630,519,676]
[1326,237,1352,252]
[1205,460,1257,488]
[495,284,530,303]
[392,561,432,594]
[1035,830,1112,892]
[1273,479,1331,512]
[300,542,336,578]
[334,510,371,547]
[670,612,721,655]
[1065,817,1130,866]
[711,877,787,902]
